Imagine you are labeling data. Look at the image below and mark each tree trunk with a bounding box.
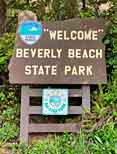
[0,0,6,36]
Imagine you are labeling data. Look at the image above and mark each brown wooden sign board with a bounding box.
[9,15,108,84]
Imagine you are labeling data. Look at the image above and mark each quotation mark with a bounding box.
[44,29,49,32]
[98,29,104,32]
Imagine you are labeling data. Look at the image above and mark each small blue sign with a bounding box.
[42,89,68,115]
[18,20,43,45]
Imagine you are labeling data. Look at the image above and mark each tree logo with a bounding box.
[42,89,68,115]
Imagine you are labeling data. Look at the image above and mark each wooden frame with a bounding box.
[20,86,90,144]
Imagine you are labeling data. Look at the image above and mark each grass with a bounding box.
[0,122,115,154]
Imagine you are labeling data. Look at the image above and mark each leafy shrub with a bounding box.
[0,33,15,73]
[0,87,20,145]
[0,122,19,146]
[0,87,19,112]
[89,122,117,154]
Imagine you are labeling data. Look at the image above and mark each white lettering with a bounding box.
[16,48,23,58]
[49,31,56,40]
[64,65,93,76]
[25,65,31,75]
[25,65,57,76]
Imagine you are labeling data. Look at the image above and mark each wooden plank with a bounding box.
[82,85,90,112]
[29,88,82,97]
[20,86,30,144]
[29,123,80,133]
[29,89,42,97]
[29,106,82,115]
[69,89,82,97]
[69,106,82,114]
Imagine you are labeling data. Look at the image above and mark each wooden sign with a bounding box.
[9,16,108,84]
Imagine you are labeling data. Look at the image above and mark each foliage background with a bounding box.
[0,0,116,153]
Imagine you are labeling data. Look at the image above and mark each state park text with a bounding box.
[16,48,103,76]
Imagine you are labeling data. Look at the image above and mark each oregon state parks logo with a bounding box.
[42,89,68,115]
[18,20,43,45]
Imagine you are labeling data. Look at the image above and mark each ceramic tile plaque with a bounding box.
[42,89,68,115]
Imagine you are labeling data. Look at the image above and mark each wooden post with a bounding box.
[82,85,90,113]
[20,86,29,144]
